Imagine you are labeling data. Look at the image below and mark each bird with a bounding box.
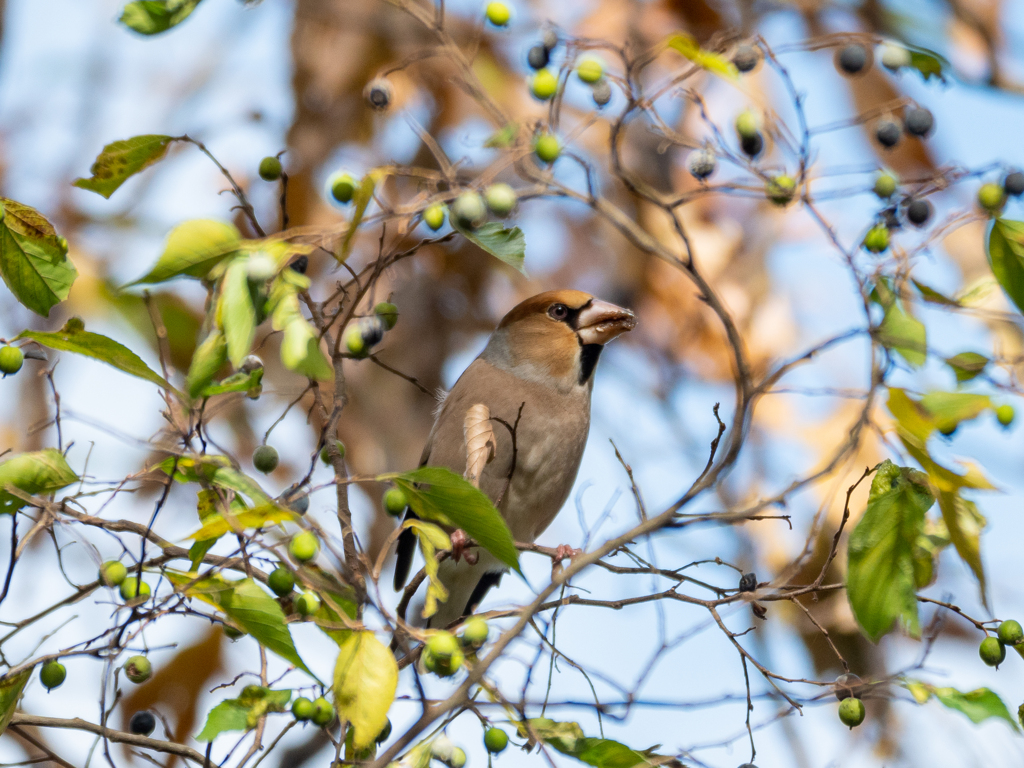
[392,289,636,628]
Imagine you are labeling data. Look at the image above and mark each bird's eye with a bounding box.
[548,303,569,321]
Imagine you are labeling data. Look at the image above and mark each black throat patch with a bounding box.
[578,344,603,384]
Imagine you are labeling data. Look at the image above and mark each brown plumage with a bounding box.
[393,290,636,628]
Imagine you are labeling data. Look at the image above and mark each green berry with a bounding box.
[530,69,558,100]
[296,590,321,617]
[292,696,316,721]
[862,225,890,253]
[289,531,319,563]
[423,203,447,231]
[980,636,1005,667]
[100,560,127,587]
[223,624,244,640]
[424,632,464,677]
[311,696,334,726]
[484,184,517,217]
[484,727,508,753]
[838,697,865,728]
[320,440,345,464]
[382,488,408,516]
[124,655,152,684]
[428,631,460,658]
[258,156,283,182]
[0,346,24,376]
[120,577,150,602]
[449,747,467,768]
[268,567,296,596]
[998,620,1023,646]
[735,110,759,139]
[330,172,357,204]
[766,175,796,206]
[344,324,368,358]
[534,133,560,164]
[252,445,279,474]
[978,182,1006,214]
[39,660,66,691]
[485,1,510,26]
[576,56,605,84]
[374,301,399,330]
[453,191,486,229]
[460,617,489,649]
[996,404,1015,427]
[873,172,897,199]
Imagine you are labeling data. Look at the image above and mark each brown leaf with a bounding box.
[463,403,496,488]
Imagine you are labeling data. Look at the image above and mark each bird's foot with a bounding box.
[554,544,581,562]
[450,529,478,565]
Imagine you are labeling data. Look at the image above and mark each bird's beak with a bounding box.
[577,300,636,346]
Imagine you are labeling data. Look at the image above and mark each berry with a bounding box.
[311,696,334,726]
[268,567,295,596]
[534,133,560,163]
[296,590,321,617]
[833,673,863,701]
[258,156,283,182]
[344,324,367,358]
[449,747,467,768]
[996,404,1015,427]
[424,632,464,677]
[738,572,757,593]
[542,28,558,51]
[576,56,604,84]
[484,184,517,216]
[432,735,455,761]
[879,41,911,71]
[837,44,868,75]
[998,619,1023,646]
[241,355,264,373]
[978,183,1006,214]
[289,531,319,563]
[39,660,66,691]
[485,1,510,26]
[904,107,934,137]
[377,718,392,743]
[330,172,357,204]
[292,696,315,721]
[364,78,393,110]
[875,119,902,148]
[424,202,447,231]
[129,711,156,736]
[687,149,716,181]
[591,78,612,107]
[838,697,866,728]
[282,485,309,515]
[740,132,763,158]
[252,445,279,474]
[530,69,558,100]
[120,577,150,602]
[1004,171,1024,197]
[124,655,152,684]
[734,110,759,140]
[733,44,759,73]
[100,560,127,587]
[452,191,487,229]
[906,199,932,226]
[979,636,1005,667]
[0,346,24,376]
[428,631,460,658]
[527,44,549,70]
[223,624,244,640]
[766,175,796,206]
[461,617,489,648]
[873,172,897,199]
[320,440,346,464]
[484,727,509,753]
[862,225,890,253]
[374,301,399,330]
[382,488,408,516]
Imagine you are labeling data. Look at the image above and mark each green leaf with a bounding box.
[73,135,175,198]
[0,449,79,514]
[120,0,203,35]
[0,668,32,738]
[907,48,947,82]
[484,124,517,148]
[666,33,739,80]
[333,631,398,750]
[0,198,77,317]
[454,222,527,275]
[209,466,273,506]
[186,330,228,398]
[905,681,1019,731]
[918,392,992,434]
[281,317,332,381]
[300,565,358,643]
[913,279,960,307]
[18,318,174,392]
[987,219,1024,315]
[128,219,241,286]
[876,301,927,367]
[386,467,520,572]
[945,352,989,383]
[198,368,263,398]
[937,491,987,604]
[335,174,380,263]
[519,720,653,768]
[220,258,257,367]
[187,503,295,541]
[847,460,934,642]
[196,686,292,741]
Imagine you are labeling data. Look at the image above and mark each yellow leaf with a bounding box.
[187,503,296,541]
[666,33,738,80]
[333,631,398,750]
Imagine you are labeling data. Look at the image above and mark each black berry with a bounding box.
[837,44,867,75]
[364,78,393,110]
[290,255,308,274]
[904,107,934,137]
[740,132,764,158]
[1004,171,1024,197]
[875,119,901,148]
[129,711,156,736]
[739,572,757,592]
[906,199,932,226]
[527,44,549,70]
[733,44,759,73]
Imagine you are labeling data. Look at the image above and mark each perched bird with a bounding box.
[393,290,636,628]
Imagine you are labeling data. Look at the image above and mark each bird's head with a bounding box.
[482,290,636,391]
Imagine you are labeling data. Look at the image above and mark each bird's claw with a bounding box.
[554,544,580,562]
[450,529,478,565]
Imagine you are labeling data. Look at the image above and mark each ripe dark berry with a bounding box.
[904,107,934,137]
[738,572,757,592]
[733,44,759,73]
[281,484,309,515]
[542,28,558,51]
[875,119,902,148]
[591,78,612,107]
[687,149,716,180]
[289,255,308,274]
[834,672,863,701]
[129,711,156,736]
[527,44,549,70]
[740,132,763,158]
[258,156,283,182]
[837,44,868,75]
[881,206,901,231]
[364,78,393,110]
[1004,170,1024,197]
[906,199,932,226]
